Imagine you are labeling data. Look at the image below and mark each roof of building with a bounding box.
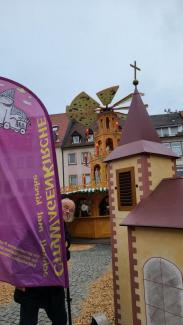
[119,111,183,129]
[104,139,178,162]
[122,177,183,229]
[49,113,70,145]
[105,88,178,162]
[151,112,183,127]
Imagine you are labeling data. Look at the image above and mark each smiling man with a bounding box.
[62,198,75,223]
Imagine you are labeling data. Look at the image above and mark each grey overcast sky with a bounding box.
[1,0,183,115]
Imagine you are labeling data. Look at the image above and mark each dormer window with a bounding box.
[73,135,80,143]
[72,131,81,144]
[52,125,59,142]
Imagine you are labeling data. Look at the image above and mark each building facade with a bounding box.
[61,121,94,190]
[49,111,183,194]
[49,113,70,188]
[151,111,183,175]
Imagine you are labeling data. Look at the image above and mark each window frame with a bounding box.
[162,127,169,137]
[52,125,59,142]
[69,174,78,185]
[170,126,178,136]
[171,141,182,156]
[68,153,77,165]
[72,135,81,144]
[81,152,90,164]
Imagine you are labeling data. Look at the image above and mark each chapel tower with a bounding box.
[105,63,177,325]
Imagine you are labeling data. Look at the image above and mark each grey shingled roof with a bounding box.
[151,112,183,127]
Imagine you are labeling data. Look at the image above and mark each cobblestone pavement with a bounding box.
[0,244,112,324]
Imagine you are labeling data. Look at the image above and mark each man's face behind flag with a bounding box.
[62,199,75,223]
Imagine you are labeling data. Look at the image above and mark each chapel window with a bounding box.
[144,257,183,324]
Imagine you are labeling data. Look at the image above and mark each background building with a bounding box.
[50,111,183,197]
[151,111,183,176]
[49,113,70,188]
[61,121,94,190]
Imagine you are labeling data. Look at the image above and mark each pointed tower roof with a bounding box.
[105,86,178,162]
[120,87,160,145]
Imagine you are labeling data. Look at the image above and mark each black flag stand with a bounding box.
[66,287,72,325]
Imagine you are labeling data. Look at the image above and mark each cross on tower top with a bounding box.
[130,61,141,86]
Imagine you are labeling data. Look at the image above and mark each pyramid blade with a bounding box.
[113,106,130,110]
[76,110,98,127]
[70,92,100,111]
[66,104,98,127]
[66,92,100,127]
[112,93,133,108]
[66,105,75,120]
[96,85,119,106]
[112,92,144,108]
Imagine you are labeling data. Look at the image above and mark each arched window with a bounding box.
[106,117,110,129]
[144,257,183,324]
[106,138,113,153]
[94,164,101,185]
[98,140,102,155]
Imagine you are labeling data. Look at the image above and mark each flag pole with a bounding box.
[66,287,72,325]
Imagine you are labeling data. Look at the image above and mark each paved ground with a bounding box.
[0,243,112,324]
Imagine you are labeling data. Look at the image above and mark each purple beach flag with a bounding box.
[0,77,69,288]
